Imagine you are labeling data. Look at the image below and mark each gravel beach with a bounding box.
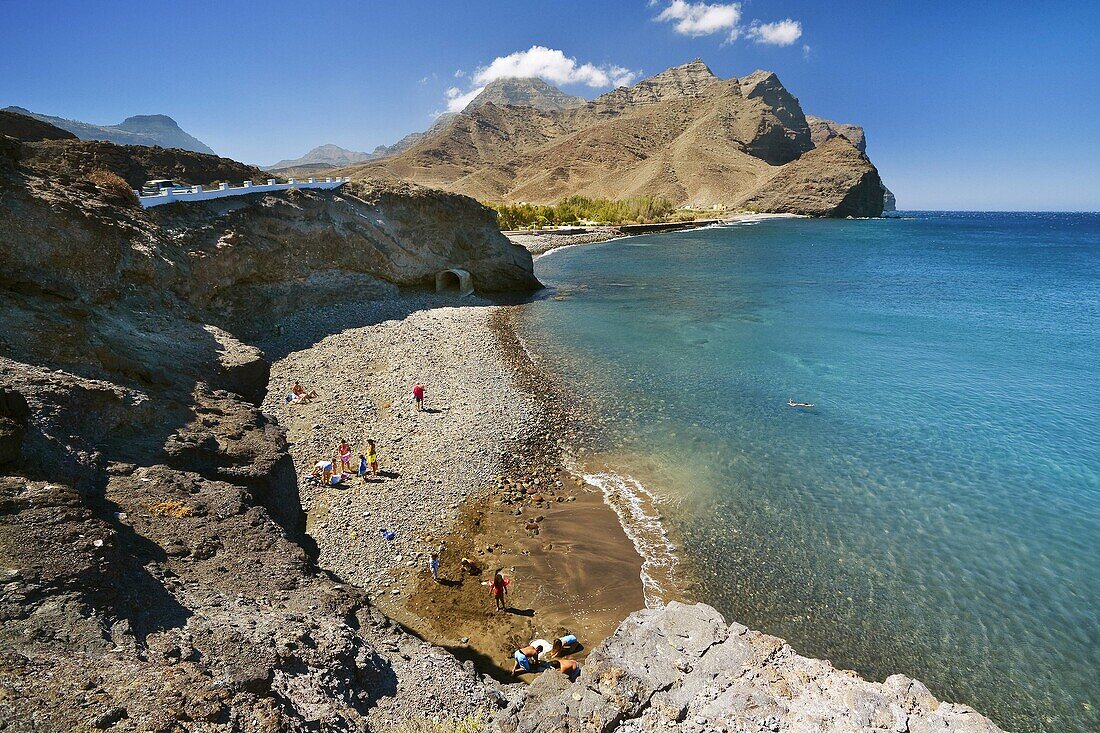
[262,296,647,681]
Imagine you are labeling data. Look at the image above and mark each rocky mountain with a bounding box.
[343,60,885,217]
[806,114,866,153]
[0,108,77,142]
[468,77,586,112]
[3,106,215,154]
[267,143,375,170]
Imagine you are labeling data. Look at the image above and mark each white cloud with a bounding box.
[418,76,429,84]
[471,46,638,88]
[655,1,742,40]
[444,85,486,113]
[440,46,639,114]
[747,19,802,46]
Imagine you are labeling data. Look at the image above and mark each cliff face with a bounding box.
[504,602,1004,733]
[806,114,867,153]
[345,60,885,217]
[737,137,885,217]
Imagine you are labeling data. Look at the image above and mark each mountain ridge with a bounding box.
[4,106,215,154]
[340,61,886,217]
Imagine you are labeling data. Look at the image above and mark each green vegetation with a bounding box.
[487,195,711,229]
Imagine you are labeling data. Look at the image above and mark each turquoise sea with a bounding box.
[517,213,1099,733]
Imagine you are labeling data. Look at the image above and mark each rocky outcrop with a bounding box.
[593,59,721,106]
[737,70,815,165]
[806,115,867,153]
[503,602,1004,733]
[469,78,586,112]
[4,106,215,154]
[884,185,898,212]
[267,143,375,170]
[20,138,270,188]
[737,137,885,217]
[0,109,78,142]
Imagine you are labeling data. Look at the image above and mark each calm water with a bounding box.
[518,213,1100,733]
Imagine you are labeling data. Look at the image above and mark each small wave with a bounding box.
[580,468,682,609]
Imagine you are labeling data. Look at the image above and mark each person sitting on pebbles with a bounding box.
[290,381,318,403]
[510,646,540,676]
[460,557,481,576]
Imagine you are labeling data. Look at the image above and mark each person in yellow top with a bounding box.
[366,439,379,476]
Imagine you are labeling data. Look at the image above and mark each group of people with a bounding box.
[511,634,581,678]
[309,437,379,487]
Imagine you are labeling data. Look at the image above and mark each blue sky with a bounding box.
[2,1,1098,210]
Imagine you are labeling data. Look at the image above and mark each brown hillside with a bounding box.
[341,60,883,216]
[0,109,78,142]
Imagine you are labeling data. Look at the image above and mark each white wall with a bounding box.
[137,177,349,209]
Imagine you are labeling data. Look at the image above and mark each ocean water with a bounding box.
[517,213,1100,733]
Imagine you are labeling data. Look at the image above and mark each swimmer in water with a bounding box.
[788,399,814,408]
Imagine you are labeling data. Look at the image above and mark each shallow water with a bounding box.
[518,213,1100,733]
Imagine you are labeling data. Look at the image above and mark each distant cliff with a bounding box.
[3,106,215,154]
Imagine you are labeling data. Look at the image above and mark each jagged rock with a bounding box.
[502,602,1005,733]
[592,59,721,106]
[737,137,886,217]
[884,184,898,212]
[807,114,867,153]
[737,70,815,164]
[469,77,587,112]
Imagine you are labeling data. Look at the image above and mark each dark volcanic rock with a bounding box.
[0,109,78,142]
[737,137,885,217]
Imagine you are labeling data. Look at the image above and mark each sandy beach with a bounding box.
[261,296,647,681]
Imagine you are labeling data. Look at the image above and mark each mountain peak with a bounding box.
[593,58,721,106]
[466,77,586,113]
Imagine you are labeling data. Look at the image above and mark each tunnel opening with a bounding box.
[435,268,474,297]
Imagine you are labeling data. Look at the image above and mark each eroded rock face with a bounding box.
[807,114,867,154]
[737,137,886,217]
[502,602,1005,733]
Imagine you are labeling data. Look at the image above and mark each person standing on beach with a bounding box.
[357,453,368,483]
[490,571,509,611]
[413,383,425,411]
[337,440,353,474]
[366,439,379,476]
[429,552,440,582]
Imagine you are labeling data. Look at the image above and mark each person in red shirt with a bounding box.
[489,571,509,611]
[413,383,425,411]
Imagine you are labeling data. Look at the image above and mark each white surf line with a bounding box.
[581,467,682,609]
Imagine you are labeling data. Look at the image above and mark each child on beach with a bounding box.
[357,453,368,482]
[489,571,509,611]
[366,439,378,475]
[413,383,425,411]
[337,440,353,473]
[509,646,540,676]
[429,552,440,582]
[548,658,580,680]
